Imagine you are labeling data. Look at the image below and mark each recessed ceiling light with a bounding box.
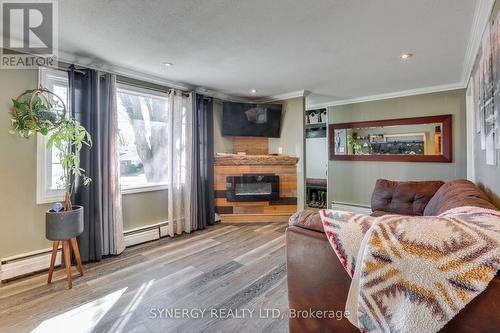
[400,53,413,60]
[251,89,257,94]
[163,62,173,67]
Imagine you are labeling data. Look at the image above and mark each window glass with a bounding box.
[117,88,168,190]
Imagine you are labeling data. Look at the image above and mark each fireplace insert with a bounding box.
[226,175,279,202]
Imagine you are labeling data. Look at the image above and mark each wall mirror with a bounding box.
[329,115,452,162]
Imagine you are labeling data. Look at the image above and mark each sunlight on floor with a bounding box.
[31,288,127,333]
[108,279,155,333]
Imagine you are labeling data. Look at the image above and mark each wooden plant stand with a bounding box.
[47,237,84,289]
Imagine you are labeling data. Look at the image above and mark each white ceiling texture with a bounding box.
[56,0,488,108]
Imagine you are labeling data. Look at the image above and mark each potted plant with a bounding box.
[347,135,362,155]
[10,88,92,241]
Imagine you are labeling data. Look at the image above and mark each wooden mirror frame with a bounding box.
[328,114,452,163]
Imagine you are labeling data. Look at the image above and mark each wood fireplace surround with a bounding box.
[214,137,299,223]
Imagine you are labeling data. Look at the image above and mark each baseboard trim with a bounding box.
[1,222,169,281]
[124,228,161,247]
[1,249,62,282]
[123,221,169,247]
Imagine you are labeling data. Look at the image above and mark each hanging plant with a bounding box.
[10,88,66,137]
[9,88,92,211]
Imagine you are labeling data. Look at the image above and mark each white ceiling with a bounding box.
[57,0,479,106]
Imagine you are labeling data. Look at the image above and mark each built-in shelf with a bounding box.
[306,178,327,209]
[305,108,328,138]
[306,123,327,129]
[306,122,327,138]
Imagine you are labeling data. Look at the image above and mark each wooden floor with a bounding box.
[0,223,289,333]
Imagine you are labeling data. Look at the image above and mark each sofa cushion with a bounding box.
[423,179,497,216]
[371,179,444,216]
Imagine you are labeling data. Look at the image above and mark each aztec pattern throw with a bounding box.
[320,207,500,333]
[321,210,376,278]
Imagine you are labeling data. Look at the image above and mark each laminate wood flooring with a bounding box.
[0,223,289,333]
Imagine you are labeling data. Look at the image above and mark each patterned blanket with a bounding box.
[320,206,500,333]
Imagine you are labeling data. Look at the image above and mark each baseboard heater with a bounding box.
[331,201,372,215]
[1,221,169,282]
[0,248,63,282]
[123,222,169,247]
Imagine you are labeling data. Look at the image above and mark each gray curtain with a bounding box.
[69,66,125,262]
[190,93,215,230]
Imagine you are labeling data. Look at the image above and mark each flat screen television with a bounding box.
[222,102,282,138]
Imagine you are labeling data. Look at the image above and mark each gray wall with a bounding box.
[0,69,168,258]
[213,97,306,208]
[269,97,306,208]
[470,1,500,208]
[0,69,53,258]
[474,133,500,208]
[122,190,168,230]
[213,100,233,154]
[327,89,467,206]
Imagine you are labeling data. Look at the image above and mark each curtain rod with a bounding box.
[55,63,191,96]
[59,66,86,75]
[54,58,192,93]
[117,79,191,97]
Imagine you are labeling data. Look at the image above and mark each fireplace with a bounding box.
[226,175,279,202]
[215,154,298,223]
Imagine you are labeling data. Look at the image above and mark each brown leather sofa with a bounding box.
[286,179,499,333]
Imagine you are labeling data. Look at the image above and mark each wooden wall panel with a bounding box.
[214,157,298,223]
[233,206,264,214]
[232,137,269,155]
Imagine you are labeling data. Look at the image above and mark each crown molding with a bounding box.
[194,87,252,103]
[306,0,494,111]
[306,82,465,110]
[257,90,311,103]
[462,0,495,84]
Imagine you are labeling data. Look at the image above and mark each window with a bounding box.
[37,69,171,203]
[37,67,67,204]
[116,85,169,193]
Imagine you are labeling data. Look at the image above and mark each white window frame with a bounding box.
[116,83,169,194]
[36,72,171,202]
[36,67,67,204]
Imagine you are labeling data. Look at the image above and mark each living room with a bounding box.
[0,1,499,333]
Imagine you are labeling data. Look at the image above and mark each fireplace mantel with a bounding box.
[215,153,299,166]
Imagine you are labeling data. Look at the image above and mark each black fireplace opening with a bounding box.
[226,174,279,202]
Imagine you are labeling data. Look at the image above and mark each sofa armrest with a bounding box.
[286,226,358,333]
[288,210,325,233]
